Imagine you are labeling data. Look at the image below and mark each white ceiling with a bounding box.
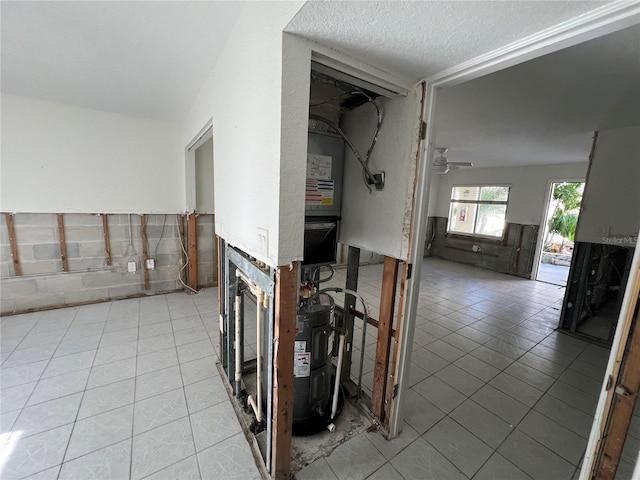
[435,24,640,167]
[286,0,610,83]
[288,0,639,168]
[2,0,637,168]
[1,1,243,122]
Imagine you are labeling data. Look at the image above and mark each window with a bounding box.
[448,185,510,238]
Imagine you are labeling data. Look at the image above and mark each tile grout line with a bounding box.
[56,301,113,480]
[171,292,205,480]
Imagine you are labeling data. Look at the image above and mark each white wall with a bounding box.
[340,88,423,260]
[431,162,589,225]
[576,125,640,246]
[181,3,305,267]
[195,137,214,214]
[1,94,184,214]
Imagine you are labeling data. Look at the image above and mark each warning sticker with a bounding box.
[307,154,332,179]
[294,352,311,378]
[305,179,334,206]
[294,341,306,353]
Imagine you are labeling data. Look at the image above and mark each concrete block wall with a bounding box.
[1,213,217,314]
[425,216,539,279]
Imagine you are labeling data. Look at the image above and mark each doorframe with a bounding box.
[389,1,640,457]
[185,119,213,213]
[531,178,586,282]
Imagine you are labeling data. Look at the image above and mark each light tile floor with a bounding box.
[0,289,261,480]
[299,258,633,480]
[1,258,636,480]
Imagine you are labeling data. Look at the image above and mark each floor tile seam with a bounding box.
[505,422,585,469]
[62,432,132,466]
[130,306,142,480]
[552,373,603,398]
[13,313,83,418]
[422,413,505,479]
[543,385,599,416]
[167,315,204,480]
[486,361,592,470]
[415,416,475,479]
[6,316,43,353]
[55,322,110,474]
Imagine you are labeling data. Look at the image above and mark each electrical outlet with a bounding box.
[146,258,155,270]
[257,228,269,256]
[127,261,137,273]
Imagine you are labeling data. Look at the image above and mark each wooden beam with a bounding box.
[385,261,410,430]
[372,256,400,421]
[5,213,22,276]
[271,262,299,479]
[187,213,198,291]
[596,306,640,480]
[101,214,112,266]
[349,308,396,337]
[57,214,69,272]
[140,214,151,290]
[177,214,186,284]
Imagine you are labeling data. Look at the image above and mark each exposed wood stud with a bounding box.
[372,256,400,421]
[187,213,198,291]
[349,309,396,337]
[596,306,640,480]
[57,214,69,272]
[177,214,186,284]
[5,213,22,276]
[271,262,299,480]
[101,214,112,266]
[140,214,151,290]
[385,261,410,429]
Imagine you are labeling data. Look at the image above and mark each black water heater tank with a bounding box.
[292,302,334,433]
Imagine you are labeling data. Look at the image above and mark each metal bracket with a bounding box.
[615,384,632,397]
[369,172,385,190]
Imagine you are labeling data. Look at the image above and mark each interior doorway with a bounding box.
[535,181,585,286]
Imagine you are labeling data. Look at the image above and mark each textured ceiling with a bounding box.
[2,0,636,168]
[434,24,640,167]
[286,0,610,83]
[1,1,243,122]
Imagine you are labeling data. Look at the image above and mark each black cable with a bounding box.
[309,114,377,192]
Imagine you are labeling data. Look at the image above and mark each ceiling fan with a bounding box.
[433,147,473,174]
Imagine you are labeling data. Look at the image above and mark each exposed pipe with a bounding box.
[331,332,346,420]
[250,287,264,422]
[235,270,243,399]
[315,287,369,397]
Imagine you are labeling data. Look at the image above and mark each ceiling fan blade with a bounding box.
[447,162,473,167]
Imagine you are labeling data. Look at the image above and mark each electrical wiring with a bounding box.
[152,214,167,259]
[311,264,335,284]
[309,92,351,107]
[177,216,199,294]
[309,114,378,193]
[309,90,383,193]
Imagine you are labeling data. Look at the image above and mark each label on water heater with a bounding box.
[294,341,306,353]
[294,352,311,378]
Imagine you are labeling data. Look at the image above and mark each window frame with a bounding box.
[446,184,511,240]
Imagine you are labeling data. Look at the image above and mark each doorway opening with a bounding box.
[536,181,585,286]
